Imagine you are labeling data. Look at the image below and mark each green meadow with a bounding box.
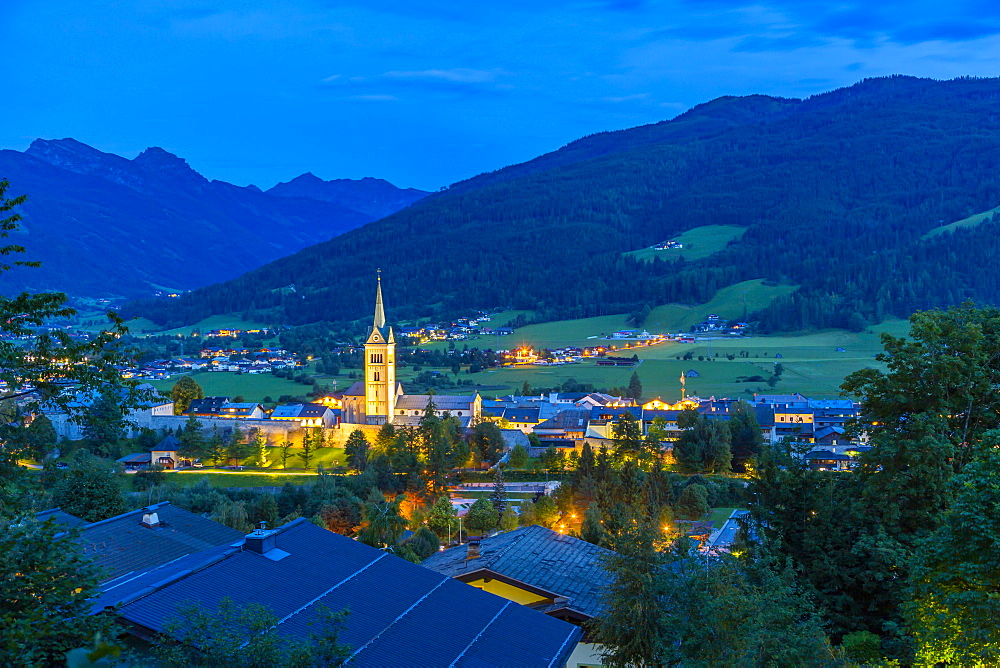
[923,204,1000,239]
[625,225,746,262]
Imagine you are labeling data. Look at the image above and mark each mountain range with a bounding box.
[0,139,427,296]
[131,75,1000,332]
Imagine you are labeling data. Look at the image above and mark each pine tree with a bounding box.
[490,466,507,516]
[344,429,371,472]
[627,372,643,401]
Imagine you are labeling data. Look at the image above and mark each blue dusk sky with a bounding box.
[4,1,1000,191]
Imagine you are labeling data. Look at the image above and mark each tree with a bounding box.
[344,429,371,472]
[133,463,166,491]
[611,412,644,463]
[627,371,643,401]
[906,442,1000,665]
[499,505,519,532]
[581,502,607,546]
[673,409,732,474]
[0,516,117,665]
[170,375,204,415]
[357,494,408,549]
[589,515,683,666]
[464,496,499,535]
[154,597,349,667]
[490,466,507,516]
[24,414,57,460]
[427,495,459,541]
[50,451,127,522]
[675,483,709,520]
[299,432,315,470]
[178,415,206,461]
[278,440,294,469]
[252,429,269,468]
[528,495,560,528]
[79,388,127,457]
[470,421,505,465]
[207,427,228,467]
[227,422,251,464]
[728,400,764,469]
[508,443,529,469]
[0,179,141,465]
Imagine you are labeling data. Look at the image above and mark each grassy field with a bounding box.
[169,471,321,488]
[147,371,320,402]
[924,204,1000,239]
[645,280,798,333]
[625,225,746,262]
[117,313,276,337]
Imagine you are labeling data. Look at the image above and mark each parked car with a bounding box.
[192,460,203,468]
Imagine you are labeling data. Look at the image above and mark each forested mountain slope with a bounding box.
[0,140,420,296]
[131,76,1000,330]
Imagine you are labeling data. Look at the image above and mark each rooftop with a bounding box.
[421,524,612,621]
[115,519,581,666]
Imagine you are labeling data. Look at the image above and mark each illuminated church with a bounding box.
[339,274,482,428]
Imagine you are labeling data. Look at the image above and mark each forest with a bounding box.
[131,76,1000,333]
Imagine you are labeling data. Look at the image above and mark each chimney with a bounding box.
[244,522,278,555]
[140,509,161,528]
[466,539,481,560]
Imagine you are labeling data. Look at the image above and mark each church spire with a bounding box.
[373,269,386,330]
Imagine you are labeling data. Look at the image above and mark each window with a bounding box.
[373,371,380,381]
[370,353,383,364]
[458,411,463,416]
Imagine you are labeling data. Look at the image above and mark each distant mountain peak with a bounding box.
[267,173,428,219]
[132,146,207,184]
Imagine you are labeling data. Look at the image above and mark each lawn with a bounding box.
[923,204,1000,239]
[147,371,320,403]
[120,313,276,337]
[645,279,798,333]
[707,507,740,528]
[625,225,746,263]
[169,471,321,488]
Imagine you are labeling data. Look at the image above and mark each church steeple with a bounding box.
[373,268,386,331]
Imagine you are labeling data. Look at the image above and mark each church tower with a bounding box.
[364,271,396,425]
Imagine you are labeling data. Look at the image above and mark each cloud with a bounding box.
[381,68,507,83]
[602,93,650,103]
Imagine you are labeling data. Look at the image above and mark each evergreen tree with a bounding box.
[627,372,643,401]
[470,421,505,465]
[299,431,315,470]
[251,429,269,468]
[227,422,251,465]
[581,502,607,546]
[728,400,764,469]
[80,388,127,457]
[344,429,371,472]
[278,439,294,469]
[178,415,207,461]
[490,466,507,516]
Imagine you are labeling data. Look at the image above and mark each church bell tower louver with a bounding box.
[364,270,396,425]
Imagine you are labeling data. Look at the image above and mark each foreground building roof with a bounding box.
[73,502,245,586]
[112,519,581,666]
[421,525,612,623]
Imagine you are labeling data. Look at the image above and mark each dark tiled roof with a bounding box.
[36,507,86,529]
[500,407,541,423]
[117,520,580,667]
[298,403,329,418]
[342,381,366,397]
[186,396,230,414]
[155,434,181,450]
[421,525,612,621]
[805,449,853,461]
[77,502,244,584]
[535,409,590,430]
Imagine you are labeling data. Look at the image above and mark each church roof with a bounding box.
[343,381,366,397]
[396,394,479,411]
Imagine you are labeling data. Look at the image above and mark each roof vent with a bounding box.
[466,539,481,560]
[243,522,289,560]
[140,509,161,528]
